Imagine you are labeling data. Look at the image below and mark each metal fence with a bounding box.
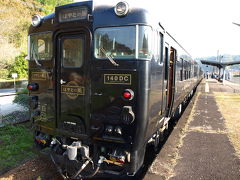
[0,90,29,127]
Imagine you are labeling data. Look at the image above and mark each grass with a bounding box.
[214,92,240,158]
[0,123,36,172]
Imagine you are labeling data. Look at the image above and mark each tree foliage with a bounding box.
[0,1,74,80]
[0,0,42,78]
[35,0,74,13]
[8,52,28,79]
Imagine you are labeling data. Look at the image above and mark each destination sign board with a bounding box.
[59,7,88,22]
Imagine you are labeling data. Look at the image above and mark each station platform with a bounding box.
[145,79,240,180]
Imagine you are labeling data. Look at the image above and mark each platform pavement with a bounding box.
[170,79,240,180]
[144,79,240,180]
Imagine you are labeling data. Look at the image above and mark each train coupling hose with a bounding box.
[98,156,107,166]
[72,156,106,179]
[50,154,68,180]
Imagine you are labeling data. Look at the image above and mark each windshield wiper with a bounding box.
[31,45,42,66]
[100,47,119,67]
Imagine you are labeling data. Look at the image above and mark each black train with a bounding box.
[27,0,203,179]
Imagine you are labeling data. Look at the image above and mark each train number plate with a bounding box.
[104,74,131,85]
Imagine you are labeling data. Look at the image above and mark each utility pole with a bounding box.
[232,22,240,85]
[217,50,221,80]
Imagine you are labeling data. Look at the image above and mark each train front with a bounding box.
[28,1,152,178]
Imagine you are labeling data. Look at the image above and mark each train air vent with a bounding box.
[121,106,135,125]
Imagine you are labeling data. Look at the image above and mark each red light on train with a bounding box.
[122,89,134,100]
[27,85,33,90]
[123,91,131,99]
[27,83,39,91]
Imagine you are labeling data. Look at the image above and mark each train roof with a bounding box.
[30,0,193,58]
[39,0,159,27]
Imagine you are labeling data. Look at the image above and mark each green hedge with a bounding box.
[0,80,28,89]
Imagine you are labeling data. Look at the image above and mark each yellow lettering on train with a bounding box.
[104,74,131,85]
[119,76,124,81]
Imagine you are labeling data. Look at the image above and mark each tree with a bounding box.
[35,0,74,13]
[8,52,28,79]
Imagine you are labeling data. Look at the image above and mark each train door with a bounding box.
[168,47,176,112]
[162,44,169,115]
[56,31,91,135]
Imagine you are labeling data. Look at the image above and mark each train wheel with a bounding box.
[159,130,164,142]
[163,122,170,137]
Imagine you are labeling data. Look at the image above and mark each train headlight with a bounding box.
[32,15,42,27]
[115,126,122,135]
[114,1,129,17]
[105,125,113,134]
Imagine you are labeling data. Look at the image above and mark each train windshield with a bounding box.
[94,26,152,60]
[29,32,53,61]
[94,26,136,59]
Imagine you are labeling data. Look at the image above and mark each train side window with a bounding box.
[62,37,84,68]
[153,30,159,62]
[138,26,152,59]
[194,64,198,77]
[159,33,163,64]
[185,62,187,79]
[183,60,187,80]
[180,58,183,81]
[189,63,192,78]
[153,31,163,64]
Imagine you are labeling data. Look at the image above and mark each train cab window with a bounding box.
[30,32,52,60]
[94,26,136,59]
[62,38,84,67]
[138,26,152,59]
